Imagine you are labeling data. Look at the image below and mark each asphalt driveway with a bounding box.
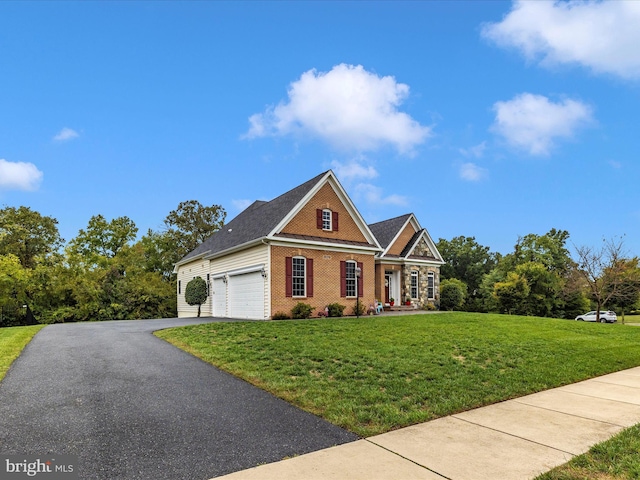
[0,318,357,479]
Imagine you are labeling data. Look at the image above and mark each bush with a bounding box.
[272,311,290,320]
[352,300,366,316]
[291,302,313,319]
[185,277,208,317]
[440,278,467,311]
[326,303,346,317]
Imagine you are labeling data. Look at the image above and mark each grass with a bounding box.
[155,312,640,437]
[535,423,640,480]
[0,325,45,381]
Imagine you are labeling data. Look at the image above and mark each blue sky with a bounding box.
[1,1,639,256]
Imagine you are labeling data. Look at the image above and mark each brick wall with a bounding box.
[271,245,375,317]
[281,183,367,243]
[387,223,416,255]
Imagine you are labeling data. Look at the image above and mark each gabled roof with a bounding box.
[368,214,412,250]
[178,172,327,264]
[176,170,381,266]
[368,213,444,264]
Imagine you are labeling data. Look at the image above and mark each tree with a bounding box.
[164,200,226,260]
[0,206,63,269]
[507,229,573,275]
[185,277,208,317]
[0,253,30,326]
[436,236,498,311]
[68,215,138,264]
[439,278,467,311]
[574,237,635,323]
[493,272,530,315]
[604,258,640,324]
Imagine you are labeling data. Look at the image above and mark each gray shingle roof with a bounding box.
[400,229,424,257]
[367,214,412,250]
[178,171,329,263]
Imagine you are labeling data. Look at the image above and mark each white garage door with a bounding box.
[228,271,265,319]
[212,278,227,317]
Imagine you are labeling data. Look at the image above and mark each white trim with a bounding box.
[269,237,380,255]
[322,208,332,231]
[203,239,264,261]
[227,263,265,277]
[173,250,211,271]
[380,214,418,258]
[268,171,382,250]
[292,256,307,298]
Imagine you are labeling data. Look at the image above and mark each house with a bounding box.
[174,170,444,319]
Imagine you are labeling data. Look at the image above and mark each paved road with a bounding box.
[0,318,357,479]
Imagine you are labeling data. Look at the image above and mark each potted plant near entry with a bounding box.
[405,296,411,306]
[389,298,395,306]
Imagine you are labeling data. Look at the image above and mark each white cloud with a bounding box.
[460,163,488,182]
[331,159,378,182]
[245,64,431,154]
[232,199,253,212]
[482,0,640,80]
[354,183,408,207]
[53,127,79,142]
[0,159,43,191]
[459,141,487,158]
[491,93,593,155]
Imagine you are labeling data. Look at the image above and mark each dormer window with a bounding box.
[316,209,339,232]
[322,209,332,231]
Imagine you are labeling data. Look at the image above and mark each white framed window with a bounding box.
[411,271,419,299]
[345,260,356,297]
[322,209,332,231]
[292,257,306,297]
[427,272,434,299]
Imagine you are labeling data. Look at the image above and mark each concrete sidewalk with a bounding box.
[213,366,640,480]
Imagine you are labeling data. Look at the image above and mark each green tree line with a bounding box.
[436,230,640,319]
[0,202,225,326]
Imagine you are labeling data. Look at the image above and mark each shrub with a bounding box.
[326,303,346,317]
[272,311,291,320]
[185,277,208,317]
[291,302,314,319]
[439,278,467,311]
[352,300,366,316]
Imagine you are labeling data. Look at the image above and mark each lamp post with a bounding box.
[355,266,362,318]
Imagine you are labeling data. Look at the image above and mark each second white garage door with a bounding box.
[228,271,265,320]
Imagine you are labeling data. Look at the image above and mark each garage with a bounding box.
[228,270,265,320]
[211,277,227,317]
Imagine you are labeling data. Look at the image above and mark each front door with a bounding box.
[385,273,392,303]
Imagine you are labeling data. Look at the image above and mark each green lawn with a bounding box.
[535,423,640,480]
[155,312,640,437]
[0,325,45,381]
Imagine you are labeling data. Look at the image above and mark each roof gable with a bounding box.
[368,213,443,263]
[177,170,381,266]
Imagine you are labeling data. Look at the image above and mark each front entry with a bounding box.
[385,272,393,303]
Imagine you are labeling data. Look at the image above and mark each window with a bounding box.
[322,209,332,231]
[427,272,434,299]
[292,257,306,297]
[316,209,338,231]
[286,256,313,298]
[345,261,356,297]
[411,271,419,299]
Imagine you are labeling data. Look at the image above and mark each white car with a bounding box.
[575,311,617,323]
